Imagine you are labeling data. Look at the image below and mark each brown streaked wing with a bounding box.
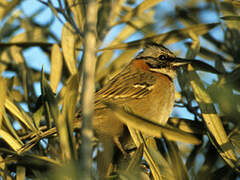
[95,68,156,103]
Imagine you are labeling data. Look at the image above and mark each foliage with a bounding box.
[0,0,240,179]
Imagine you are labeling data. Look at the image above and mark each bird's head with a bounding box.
[135,42,190,80]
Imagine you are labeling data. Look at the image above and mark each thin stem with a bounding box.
[80,0,97,179]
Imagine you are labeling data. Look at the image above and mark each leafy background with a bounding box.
[0,0,240,179]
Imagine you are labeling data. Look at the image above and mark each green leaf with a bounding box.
[40,68,59,127]
[0,77,7,127]
[0,0,21,21]
[56,73,80,161]
[106,102,201,145]
[101,23,219,50]
[187,64,238,170]
[126,144,144,172]
[0,130,22,151]
[50,44,63,93]
[118,0,163,24]
[61,22,78,75]
[164,138,189,180]
[5,98,35,131]
[221,16,240,21]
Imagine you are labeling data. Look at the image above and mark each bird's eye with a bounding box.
[158,55,167,60]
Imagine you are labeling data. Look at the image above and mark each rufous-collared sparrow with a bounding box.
[75,42,190,154]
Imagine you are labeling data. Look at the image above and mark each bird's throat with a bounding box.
[149,68,175,81]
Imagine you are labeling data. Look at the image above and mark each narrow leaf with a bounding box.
[66,0,85,32]
[96,12,153,75]
[168,118,204,134]
[126,144,144,172]
[61,22,78,75]
[50,44,63,93]
[187,64,238,169]
[221,16,240,21]
[0,0,21,21]
[16,166,26,180]
[106,103,201,145]
[0,130,22,151]
[165,139,189,180]
[128,129,164,180]
[101,23,219,50]
[5,98,35,131]
[118,0,163,24]
[41,68,59,127]
[56,73,80,161]
[0,77,7,127]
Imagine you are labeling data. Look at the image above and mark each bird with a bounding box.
[75,42,190,154]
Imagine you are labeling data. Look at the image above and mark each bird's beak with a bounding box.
[171,57,192,67]
[173,57,222,74]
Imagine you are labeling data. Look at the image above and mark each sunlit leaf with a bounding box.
[101,23,219,50]
[128,129,165,180]
[10,28,47,43]
[96,11,154,75]
[145,138,175,180]
[126,144,144,172]
[220,1,240,29]
[0,130,22,151]
[50,44,63,93]
[61,22,78,75]
[168,118,203,134]
[2,110,24,146]
[188,64,238,169]
[0,147,61,166]
[165,139,189,180]
[16,166,26,180]
[66,0,85,32]
[0,77,7,127]
[118,0,163,24]
[96,48,138,82]
[0,0,21,21]
[5,98,35,131]
[106,102,201,145]
[0,155,5,170]
[40,68,59,127]
[56,73,80,161]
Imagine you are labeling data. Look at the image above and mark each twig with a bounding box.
[80,0,97,179]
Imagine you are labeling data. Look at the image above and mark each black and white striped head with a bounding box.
[135,42,190,79]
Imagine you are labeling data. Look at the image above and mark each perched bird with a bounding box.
[75,42,190,153]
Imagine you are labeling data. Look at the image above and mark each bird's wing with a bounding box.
[95,68,156,103]
[75,66,156,118]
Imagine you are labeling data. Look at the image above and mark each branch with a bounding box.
[80,0,97,179]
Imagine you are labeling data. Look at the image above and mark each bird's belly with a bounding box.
[128,78,175,125]
[93,108,125,138]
